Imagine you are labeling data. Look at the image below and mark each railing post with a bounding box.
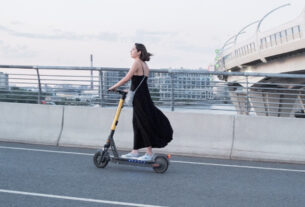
[208,74,214,100]
[35,66,42,104]
[99,70,104,107]
[90,54,94,90]
[246,75,249,115]
[170,71,175,111]
[204,75,207,100]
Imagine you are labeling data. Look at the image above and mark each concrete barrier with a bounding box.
[2,102,305,164]
[45,105,236,158]
[231,115,305,163]
[0,102,63,145]
[58,106,134,149]
[162,112,234,158]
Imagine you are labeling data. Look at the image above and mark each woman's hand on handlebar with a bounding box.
[108,86,117,92]
[108,87,128,95]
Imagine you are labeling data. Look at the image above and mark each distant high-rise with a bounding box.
[0,72,9,89]
[149,69,212,102]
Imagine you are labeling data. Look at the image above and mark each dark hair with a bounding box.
[135,43,153,62]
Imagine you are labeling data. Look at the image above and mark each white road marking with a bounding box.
[0,189,167,207]
[1,145,305,173]
[170,160,305,173]
[0,145,92,156]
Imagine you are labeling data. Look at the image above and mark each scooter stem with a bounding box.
[111,98,125,130]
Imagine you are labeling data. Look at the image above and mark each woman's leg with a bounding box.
[146,146,153,155]
[136,146,153,160]
[131,147,152,155]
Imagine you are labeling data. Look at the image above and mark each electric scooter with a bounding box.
[93,89,170,173]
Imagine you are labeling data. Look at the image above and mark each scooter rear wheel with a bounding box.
[153,156,169,173]
[93,151,109,168]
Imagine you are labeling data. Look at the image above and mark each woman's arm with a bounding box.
[108,61,139,91]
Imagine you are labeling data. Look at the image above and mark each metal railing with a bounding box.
[0,64,305,118]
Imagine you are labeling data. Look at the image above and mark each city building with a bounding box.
[0,72,9,89]
[149,69,213,102]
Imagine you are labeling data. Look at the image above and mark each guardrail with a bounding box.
[0,64,304,117]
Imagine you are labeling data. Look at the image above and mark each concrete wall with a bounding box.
[0,102,63,145]
[231,115,305,163]
[58,106,134,149]
[165,112,234,158]
[58,106,234,159]
[1,102,305,164]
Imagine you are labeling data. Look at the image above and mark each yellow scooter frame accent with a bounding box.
[111,98,125,130]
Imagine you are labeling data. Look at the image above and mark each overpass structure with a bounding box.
[216,5,305,117]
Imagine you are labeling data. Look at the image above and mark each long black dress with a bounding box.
[131,75,173,150]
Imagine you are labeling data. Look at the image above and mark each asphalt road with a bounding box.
[1,142,305,207]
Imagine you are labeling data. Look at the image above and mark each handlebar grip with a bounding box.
[110,89,127,95]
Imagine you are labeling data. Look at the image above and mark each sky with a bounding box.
[0,0,304,69]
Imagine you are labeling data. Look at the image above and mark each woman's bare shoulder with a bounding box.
[132,60,142,68]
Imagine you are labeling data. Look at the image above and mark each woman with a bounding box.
[108,43,173,161]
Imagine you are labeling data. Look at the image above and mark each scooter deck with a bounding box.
[110,156,156,167]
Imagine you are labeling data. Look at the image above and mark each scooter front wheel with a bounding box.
[152,156,169,173]
[93,151,110,168]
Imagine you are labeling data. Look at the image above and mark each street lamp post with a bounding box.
[255,3,291,62]
[234,20,260,45]
[256,3,291,33]
[90,54,93,90]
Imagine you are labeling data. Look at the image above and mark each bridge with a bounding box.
[1,65,305,206]
[1,99,305,206]
[1,64,305,163]
[216,5,305,117]
[1,3,305,206]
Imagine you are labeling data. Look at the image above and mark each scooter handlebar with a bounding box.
[108,89,127,95]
